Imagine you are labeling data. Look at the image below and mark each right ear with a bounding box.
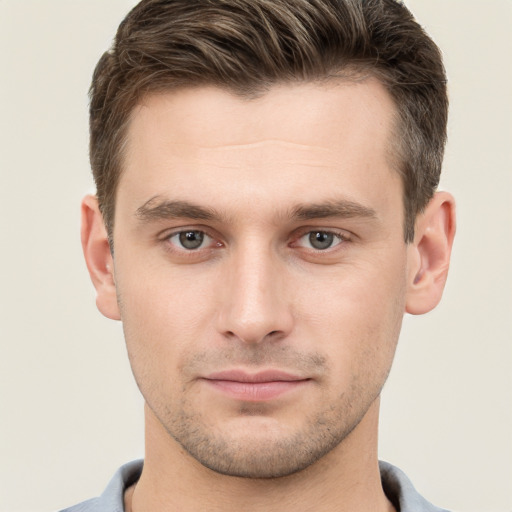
[81,195,121,320]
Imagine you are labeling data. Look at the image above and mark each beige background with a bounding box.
[0,1,511,511]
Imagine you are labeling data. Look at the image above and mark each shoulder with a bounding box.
[380,461,451,512]
[59,497,101,512]
[59,460,143,512]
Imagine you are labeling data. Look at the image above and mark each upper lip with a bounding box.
[204,369,308,383]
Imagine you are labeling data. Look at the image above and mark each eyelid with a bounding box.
[304,232,343,246]
[292,226,352,241]
[159,225,224,252]
[169,230,211,249]
[156,224,353,257]
[158,224,218,240]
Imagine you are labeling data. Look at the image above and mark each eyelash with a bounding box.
[292,230,350,251]
[160,227,352,257]
[163,229,221,252]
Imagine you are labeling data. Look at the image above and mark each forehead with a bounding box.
[118,80,401,222]
[126,78,397,152]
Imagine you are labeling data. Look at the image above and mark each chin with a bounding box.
[162,405,366,479]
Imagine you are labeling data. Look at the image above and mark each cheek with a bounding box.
[296,255,407,377]
[116,253,215,335]
[114,265,215,391]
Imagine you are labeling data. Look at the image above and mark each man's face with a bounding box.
[111,80,409,478]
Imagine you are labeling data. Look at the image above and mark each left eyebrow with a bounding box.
[291,200,378,221]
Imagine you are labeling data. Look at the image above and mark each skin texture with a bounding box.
[82,80,455,512]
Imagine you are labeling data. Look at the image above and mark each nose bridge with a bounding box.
[216,236,293,344]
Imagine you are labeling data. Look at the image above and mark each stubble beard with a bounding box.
[148,378,382,479]
[127,337,396,480]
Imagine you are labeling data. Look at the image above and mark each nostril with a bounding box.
[222,329,284,344]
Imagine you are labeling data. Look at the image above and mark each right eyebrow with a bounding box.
[135,197,221,223]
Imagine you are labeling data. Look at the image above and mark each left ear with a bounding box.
[405,191,456,315]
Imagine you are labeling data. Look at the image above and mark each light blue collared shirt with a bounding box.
[59,459,450,512]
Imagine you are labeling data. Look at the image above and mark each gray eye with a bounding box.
[178,230,205,250]
[308,231,335,250]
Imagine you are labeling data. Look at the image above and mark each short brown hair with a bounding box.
[89,0,448,243]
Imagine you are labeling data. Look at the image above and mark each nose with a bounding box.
[215,243,294,344]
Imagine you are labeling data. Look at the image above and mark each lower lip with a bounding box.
[203,379,309,401]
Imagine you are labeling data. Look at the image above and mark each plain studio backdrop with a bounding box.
[1,1,511,511]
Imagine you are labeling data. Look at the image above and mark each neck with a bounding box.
[126,399,394,512]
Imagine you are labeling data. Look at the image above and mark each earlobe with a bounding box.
[405,191,456,315]
[81,195,121,320]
